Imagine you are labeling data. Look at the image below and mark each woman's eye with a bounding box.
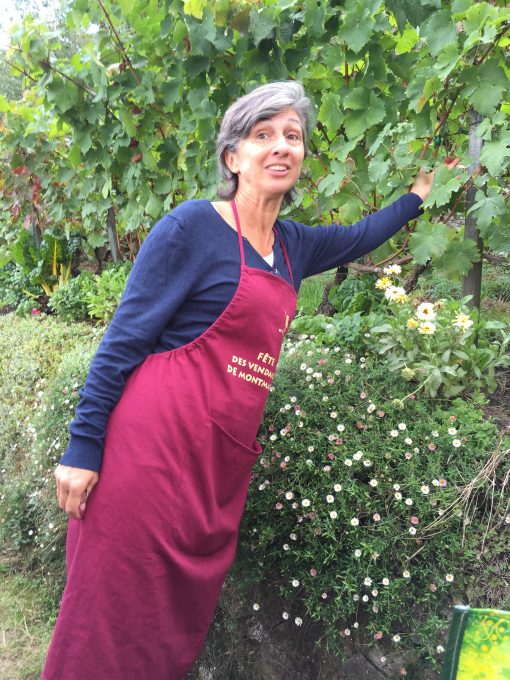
[256,132,268,139]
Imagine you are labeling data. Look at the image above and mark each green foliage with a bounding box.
[0,0,508,280]
[370,273,510,398]
[238,338,509,667]
[85,262,132,322]
[48,272,94,322]
[0,314,102,602]
[328,274,384,315]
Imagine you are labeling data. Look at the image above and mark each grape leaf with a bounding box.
[421,10,457,57]
[409,221,450,264]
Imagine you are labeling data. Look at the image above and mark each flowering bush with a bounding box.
[238,336,509,670]
[370,266,510,397]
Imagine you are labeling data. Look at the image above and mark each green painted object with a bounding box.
[441,606,510,680]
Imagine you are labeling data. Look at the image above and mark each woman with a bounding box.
[44,81,455,679]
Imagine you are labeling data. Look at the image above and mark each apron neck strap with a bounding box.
[230,199,246,267]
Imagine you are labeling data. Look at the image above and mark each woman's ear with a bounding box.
[224,149,239,174]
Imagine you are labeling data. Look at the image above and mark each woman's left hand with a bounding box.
[410,157,461,203]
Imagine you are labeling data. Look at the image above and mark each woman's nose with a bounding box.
[271,135,290,154]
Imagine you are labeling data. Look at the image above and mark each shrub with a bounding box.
[237,337,509,672]
[48,273,95,322]
[85,262,132,322]
[0,314,102,607]
[369,267,510,397]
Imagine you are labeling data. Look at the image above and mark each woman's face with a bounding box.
[226,108,305,201]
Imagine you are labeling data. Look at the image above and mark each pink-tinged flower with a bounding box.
[373,513,381,522]
[438,479,447,487]
[327,452,335,460]
[404,452,412,460]
[410,516,419,525]
[31,308,41,315]
[429,583,437,592]
[428,442,437,451]
[275,503,283,510]
[377,410,385,418]
[310,568,317,577]
[374,631,383,640]
[360,391,367,399]
[280,462,287,469]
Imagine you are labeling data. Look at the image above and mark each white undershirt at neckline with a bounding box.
[262,251,274,267]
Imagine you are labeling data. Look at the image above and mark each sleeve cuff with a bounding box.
[59,435,103,472]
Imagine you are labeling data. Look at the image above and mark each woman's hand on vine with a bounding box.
[410,156,460,203]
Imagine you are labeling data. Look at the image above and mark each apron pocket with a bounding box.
[171,417,261,557]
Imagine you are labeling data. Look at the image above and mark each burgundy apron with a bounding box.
[43,201,297,680]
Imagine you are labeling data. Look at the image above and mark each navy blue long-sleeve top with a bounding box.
[61,194,423,471]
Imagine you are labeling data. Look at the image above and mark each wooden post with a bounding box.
[106,206,122,263]
[461,109,484,311]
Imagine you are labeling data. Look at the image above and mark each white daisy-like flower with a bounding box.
[404,437,412,445]
[290,533,297,540]
[351,518,360,526]
[392,634,401,642]
[385,285,408,303]
[398,423,407,431]
[421,485,430,495]
[390,430,399,437]
[344,628,351,636]
[330,411,338,418]
[394,492,403,500]
[329,511,338,519]
[302,499,311,507]
[409,527,416,535]
[369,479,378,487]
[364,577,373,586]
[253,603,260,611]
[367,403,376,413]
[437,645,445,653]
[308,446,314,452]
[448,427,457,435]
[326,494,334,503]
[282,611,289,620]
[337,423,345,432]
[382,577,390,586]
[363,459,373,467]
[353,450,363,460]
[383,264,402,276]
[353,622,359,629]
[295,617,303,626]
[285,491,294,500]
[371,589,378,597]
[283,544,290,551]
[416,302,436,320]
[354,549,362,557]
[344,459,353,467]
[403,570,410,578]
[393,484,401,491]
[405,498,413,506]
[334,484,342,492]
[418,321,436,335]
[452,439,462,448]
[452,312,474,331]
[292,579,300,587]
[362,595,369,602]
[445,573,454,583]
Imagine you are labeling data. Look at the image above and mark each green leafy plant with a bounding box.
[237,338,509,671]
[85,262,132,322]
[48,272,94,322]
[370,268,510,397]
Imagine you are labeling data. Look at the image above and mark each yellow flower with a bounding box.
[406,319,419,329]
[418,321,436,335]
[376,276,392,290]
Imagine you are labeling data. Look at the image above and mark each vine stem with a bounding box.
[474,22,510,65]
[442,168,482,223]
[96,0,141,86]
[419,93,459,161]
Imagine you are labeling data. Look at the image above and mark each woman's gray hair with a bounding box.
[216,81,314,204]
